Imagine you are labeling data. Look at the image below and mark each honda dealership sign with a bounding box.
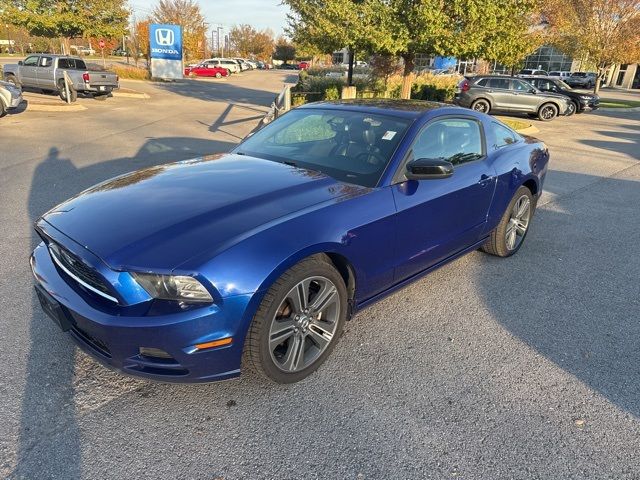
[149,24,183,79]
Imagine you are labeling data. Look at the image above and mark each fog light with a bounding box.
[139,347,173,359]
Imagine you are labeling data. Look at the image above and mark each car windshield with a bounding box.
[557,80,572,89]
[235,108,412,187]
[572,73,587,77]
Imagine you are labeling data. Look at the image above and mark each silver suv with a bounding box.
[454,75,571,121]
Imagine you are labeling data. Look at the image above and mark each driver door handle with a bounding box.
[478,174,493,186]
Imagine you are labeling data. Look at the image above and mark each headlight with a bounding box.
[131,273,213,303]
[580,95,592,99]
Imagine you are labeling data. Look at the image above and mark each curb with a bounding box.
[112,90,150,99]
[597,106,640,112]
[516,125,539,134]
[25,101,87,112]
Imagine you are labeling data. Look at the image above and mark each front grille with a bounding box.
[48,242,116,302]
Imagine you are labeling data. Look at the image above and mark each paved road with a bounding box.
[1,73,639,479]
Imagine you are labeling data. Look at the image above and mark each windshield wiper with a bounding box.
[447,152,483,164]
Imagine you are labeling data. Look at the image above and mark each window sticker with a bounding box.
[382,131,397,140]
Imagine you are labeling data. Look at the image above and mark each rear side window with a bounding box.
[512,80,533,91]
[412,118,484,166]
[487,78,510,89]
[491,122,520,148]
[58,58,70,69]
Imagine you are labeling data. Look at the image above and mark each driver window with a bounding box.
[39,56,53,67]
[512,80,531,91]
[412,118,483,166]
[23,56,38,67]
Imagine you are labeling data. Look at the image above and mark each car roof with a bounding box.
[298,99,461,119]
[26,54,83,58]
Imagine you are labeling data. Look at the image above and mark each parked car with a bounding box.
[200,58,240,74]
[565,72,598,88]
[519,69,548,76]
[233,58,253,70]
[3,54,119,102]
[298,61,311,70]
[548,71,571,79]
[184,64,229,78]
[520,76,599,115]
[70,46,96,56]
[0,80,23,117]
[31,99,549,384]
[278,63,300,70]
[455,75,571,121]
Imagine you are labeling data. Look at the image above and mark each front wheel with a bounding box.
[566,100,577,116]
[244,256,347,383]
[481,186,535,257]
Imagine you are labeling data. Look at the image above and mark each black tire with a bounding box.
[482,186,535,257]
[4,75,19,87]
[226,69,231,76]
[244,255,348,383]
[566,100,578,116]
[0,100,6,118]
[58,80,77,103]
[537,102,558,121]
[471,98,491,114]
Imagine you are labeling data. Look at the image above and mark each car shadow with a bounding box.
[478,169,640,418]
[13,137,236,477]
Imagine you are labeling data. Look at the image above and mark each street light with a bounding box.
[217,26,223,57]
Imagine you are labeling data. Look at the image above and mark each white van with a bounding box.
[548,71,572,79]
[202,58,240,74]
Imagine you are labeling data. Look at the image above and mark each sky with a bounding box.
[129,0,290,36]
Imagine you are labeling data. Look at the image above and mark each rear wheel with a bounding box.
[537,103,558,121]
[471,99,490,113]
[0,100,6,118]
[244,256,347,383]
[215,72,222,78]
[482,186,534,257]
[58,80,77,103]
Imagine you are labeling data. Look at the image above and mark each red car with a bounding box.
[184,64,229,78]
[298,61,311,70]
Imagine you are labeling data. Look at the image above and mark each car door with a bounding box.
[391,116,497,282]
[36,55,55,88]
[20,55,40,86]
[509,79,540,112]
[481,78,512,110]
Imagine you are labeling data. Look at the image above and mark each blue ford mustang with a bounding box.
[31,100,549,383]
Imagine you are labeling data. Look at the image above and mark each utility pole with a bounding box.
[216,26,223,57]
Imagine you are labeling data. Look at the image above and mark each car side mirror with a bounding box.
[529,88,537,94]
[406,158,454,180]
[18,61,23,66]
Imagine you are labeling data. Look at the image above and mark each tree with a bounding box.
[129,19,150,66]
[286,0,541,98]
[228,24,275,59]
[542,0,640,93]
[2,0,129,54]
[151,0,207,61]
[273,37,296,64]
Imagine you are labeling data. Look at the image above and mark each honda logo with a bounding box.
[155,28,174,46]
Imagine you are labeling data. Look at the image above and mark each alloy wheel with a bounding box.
[473,101,489,113]
[505,195,531,251]
[268,276,340,373]
[540,105,556,120]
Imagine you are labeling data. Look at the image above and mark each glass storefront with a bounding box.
[523,45,573,72]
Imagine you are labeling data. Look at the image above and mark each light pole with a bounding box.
[217,26,223,57]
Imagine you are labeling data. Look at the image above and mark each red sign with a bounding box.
[99,40,105,49]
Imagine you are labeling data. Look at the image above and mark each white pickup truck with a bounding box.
[3,54,119,102]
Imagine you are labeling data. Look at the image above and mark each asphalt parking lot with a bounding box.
[1,71,639,479]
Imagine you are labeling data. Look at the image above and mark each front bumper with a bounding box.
[31,242,254,383]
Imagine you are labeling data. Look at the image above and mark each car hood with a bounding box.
[537,91,570,101]
[41,154,360,271]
